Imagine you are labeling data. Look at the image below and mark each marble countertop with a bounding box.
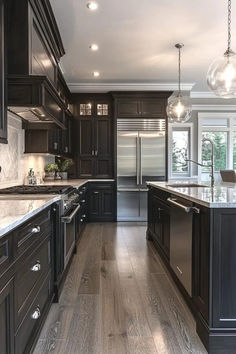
[0,179,114,238]
[147,181,236,208]
[42,179,115,188]
[0,196,60,238]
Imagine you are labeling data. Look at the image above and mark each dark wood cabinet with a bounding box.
[73,95,113,178]
[193,205,210,323]
[148,189,170,260]
[113,93,169,119]
[89,182,115,221]
[0,0,7,144]
[0,277,14,354]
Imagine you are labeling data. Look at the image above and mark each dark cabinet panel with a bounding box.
[193,205,210,322]
[0,0,7,144]
[152,195,170,259]
[89,183,115,221]
[73,96,113,178]
[141,99,166,117]
[116,99,140,118]
[0,277,14,354]
[79,119,93,156]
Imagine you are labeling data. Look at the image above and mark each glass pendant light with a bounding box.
[167,44,192,123]
[207,0,236,98]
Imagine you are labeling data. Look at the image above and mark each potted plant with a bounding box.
[57,158,74,180]
[44,163,58,181]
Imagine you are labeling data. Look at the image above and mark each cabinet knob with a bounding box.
[31,306,41,320]
[80,218,84,222]
[81,199,86,203]
[53,142,58,150]
[95,150,98,156]
[82,214,86,218]
[64,146,68,153]
[32,226,41,234]
[93,191,99,194]
[31,261,41,272]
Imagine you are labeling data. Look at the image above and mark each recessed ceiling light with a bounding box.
[87,2,98,10]
[93,71,100,77]
[89,43,99,51]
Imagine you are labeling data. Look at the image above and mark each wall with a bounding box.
[0,113,55,187]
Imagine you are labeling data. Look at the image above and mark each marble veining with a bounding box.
[148,181,236,208]
[0,196,60,238]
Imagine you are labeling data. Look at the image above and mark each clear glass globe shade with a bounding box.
[166,95,192,123]
[207,53,236,98]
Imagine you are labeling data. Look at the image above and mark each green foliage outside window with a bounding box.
[202,132,227,172]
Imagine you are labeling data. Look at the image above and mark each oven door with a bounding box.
[61,203,80,268]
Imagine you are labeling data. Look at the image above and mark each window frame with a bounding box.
[168,122,193,179]
[198,112,236,178]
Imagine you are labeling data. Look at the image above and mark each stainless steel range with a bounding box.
[0,185,81,293]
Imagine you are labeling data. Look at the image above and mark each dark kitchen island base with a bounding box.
[147,184,236,354]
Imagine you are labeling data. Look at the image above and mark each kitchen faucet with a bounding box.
[185,137,215,187]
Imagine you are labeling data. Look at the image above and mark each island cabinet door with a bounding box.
[0,277,14,354]
[192,205,210,322]
[211,208,236,328]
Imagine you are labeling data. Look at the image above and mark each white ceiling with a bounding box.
[50,0,236,93]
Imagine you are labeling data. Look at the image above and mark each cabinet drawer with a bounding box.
[14,237,51,328]
[0,233,13,279]
[14,208,51,259]
[90,182,114,191]
[15,271,52,354]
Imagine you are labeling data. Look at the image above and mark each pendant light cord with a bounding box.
[228,0,231,51]
[178,46,181,95]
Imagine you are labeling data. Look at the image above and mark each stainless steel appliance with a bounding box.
[117,119,166,221]
[168,196,200,296]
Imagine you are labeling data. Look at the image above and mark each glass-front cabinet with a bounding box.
[79,102,109,117]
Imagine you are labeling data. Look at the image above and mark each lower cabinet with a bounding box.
[89,182,115,222]
[0,277,14,354]
[0,206,54,354]
[148,189,170,260]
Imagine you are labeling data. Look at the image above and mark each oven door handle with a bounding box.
[62,204,81,223]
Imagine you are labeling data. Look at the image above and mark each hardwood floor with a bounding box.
[33,223,207,354]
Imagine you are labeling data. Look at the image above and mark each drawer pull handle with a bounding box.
[31,306,41,320]
[32,226,41,234]
[81,199,86,203]
[31,261,41,272]
[176,266,183,275]
[80,218,84,222]
[93,191,99,194]
[82,214,86,218]
[79,191,83,195]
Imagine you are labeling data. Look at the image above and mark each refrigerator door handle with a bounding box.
[140,137,142,185]
[136,136,139,185]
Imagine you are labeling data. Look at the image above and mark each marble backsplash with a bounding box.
[0,113,55,187]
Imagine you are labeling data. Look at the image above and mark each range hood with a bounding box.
[8,75,66,129]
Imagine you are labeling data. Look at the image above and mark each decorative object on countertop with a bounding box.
[26,168,37,185]
[207,0,236,98]
[56,158,74,180]
[166,43,192,123]
[44,163,58,181]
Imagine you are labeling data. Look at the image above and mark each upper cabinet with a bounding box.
[73,95,113,178]
[112,92,172,119]
[6,0,73,128]
[0,0,7,144]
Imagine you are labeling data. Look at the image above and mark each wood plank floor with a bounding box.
[34,223,207,354]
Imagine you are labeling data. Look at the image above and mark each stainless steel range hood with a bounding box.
[8,75,66,129]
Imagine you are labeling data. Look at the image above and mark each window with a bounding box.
[198,113,236,180]
[169,124,192,178]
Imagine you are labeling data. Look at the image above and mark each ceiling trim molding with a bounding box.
[67,82,195,93]
[192,105,236,111]
[190,91,216,98]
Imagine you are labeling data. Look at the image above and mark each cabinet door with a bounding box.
[90,190,100,218]
[193,206,210,322]
[117,99,140,118]
[152,195,170,259]
[0,0,7,144]
[101,190,114,217]
[140,99,166,117]
[0,277,14,354]
[79,119,94,156]
[48,129,60,154]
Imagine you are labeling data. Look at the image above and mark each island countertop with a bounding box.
[0,196,60,238]
[147,181,236,208]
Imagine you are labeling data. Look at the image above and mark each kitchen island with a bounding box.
[147,181,236,354]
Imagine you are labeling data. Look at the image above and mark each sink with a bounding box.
[167,183,208,188]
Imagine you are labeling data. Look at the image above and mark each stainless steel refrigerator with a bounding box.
[117,119,166,221]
